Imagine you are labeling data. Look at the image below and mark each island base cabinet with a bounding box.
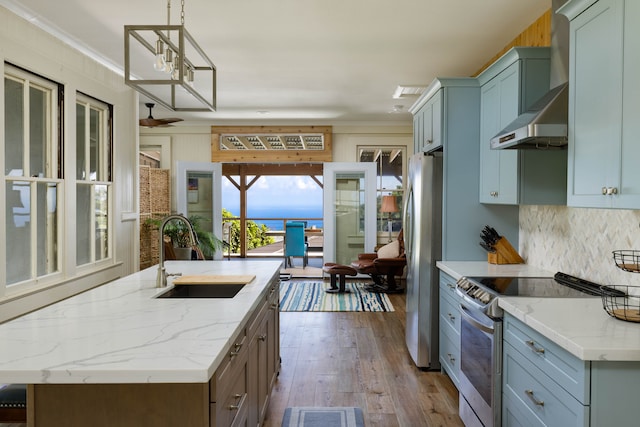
[27,280,280,427]
[30,383,210,427]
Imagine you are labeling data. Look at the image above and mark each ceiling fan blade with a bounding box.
[139,102,183,127]
[139,118,176,127]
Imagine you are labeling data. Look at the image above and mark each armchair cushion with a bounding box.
[377,240,400,259]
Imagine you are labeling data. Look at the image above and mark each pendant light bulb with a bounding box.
[171,57,181,80]
[164,49,174,74]
[153,39,166,71]
[186,66,195,86]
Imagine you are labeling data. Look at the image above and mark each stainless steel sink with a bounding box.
[156,284,245,298]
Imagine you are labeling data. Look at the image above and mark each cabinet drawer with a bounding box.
[440,291,461,337]
[503,342,588,427]
[503,386,544,427]
[503,315,589,402]
[211,331,248,396]
[439,329,460,388]
[214,365,248,427]
[439,272,459,301]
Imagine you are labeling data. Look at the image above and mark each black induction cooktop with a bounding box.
[465,272,614,298]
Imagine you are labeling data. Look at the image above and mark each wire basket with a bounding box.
[601,285,640,323]
[612,250,640,273]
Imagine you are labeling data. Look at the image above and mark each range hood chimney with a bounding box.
[491,0,570,150]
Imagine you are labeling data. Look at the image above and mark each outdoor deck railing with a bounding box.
[222,217,323,258]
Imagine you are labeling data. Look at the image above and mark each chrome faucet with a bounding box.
[156,214,198,288]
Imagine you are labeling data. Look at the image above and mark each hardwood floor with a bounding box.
[263,290,464,427]
[0,286,463,427]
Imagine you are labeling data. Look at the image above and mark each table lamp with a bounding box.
[380,195,399,242]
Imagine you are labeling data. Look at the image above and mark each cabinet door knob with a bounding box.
[258,334,267,341]
[447,313,456,322]
[447,353,456,363]
[525,389,545,406]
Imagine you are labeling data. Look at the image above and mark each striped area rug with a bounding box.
[279,281,394,312]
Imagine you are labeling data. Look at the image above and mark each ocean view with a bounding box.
[225,205,323,231]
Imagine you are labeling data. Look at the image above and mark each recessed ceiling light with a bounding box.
[392,85,427,99]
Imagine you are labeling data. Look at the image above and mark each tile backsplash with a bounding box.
[519,205,640,287]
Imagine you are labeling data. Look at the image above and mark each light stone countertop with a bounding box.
[0,260,282,384]
[437,261,640,362]
[436,261,555,280]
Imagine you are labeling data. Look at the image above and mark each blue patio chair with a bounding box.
[285,222,308,268]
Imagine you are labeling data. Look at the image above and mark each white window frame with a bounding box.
[75,93,113,270]
[357,145,406,235]
[2,64,63,296]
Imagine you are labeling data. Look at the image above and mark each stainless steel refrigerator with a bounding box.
[403,151,442,369]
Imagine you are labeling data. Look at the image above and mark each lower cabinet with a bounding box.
[211,279,280,427]
[503,314,640,427]
[439,272,461,389]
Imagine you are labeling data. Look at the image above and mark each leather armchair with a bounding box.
[351,229,406,293]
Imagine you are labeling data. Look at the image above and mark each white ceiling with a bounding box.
[0,0,550,126]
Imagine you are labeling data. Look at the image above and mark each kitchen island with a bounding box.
[0,260,282,427]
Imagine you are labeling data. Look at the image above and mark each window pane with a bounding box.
[29,87,47,178]
[4,78,24,176]
[76,103,86,180]
[6,181,31,285]
[90,108,100,181]
[95,184,109,261]
[76,184,91,265]
[36,182,58,276]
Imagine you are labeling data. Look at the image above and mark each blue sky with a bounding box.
[222,175,323,214]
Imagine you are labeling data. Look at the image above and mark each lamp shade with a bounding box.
[380,195,399,213]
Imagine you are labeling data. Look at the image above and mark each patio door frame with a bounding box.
[176,161,223,260]
[323,162,377,265]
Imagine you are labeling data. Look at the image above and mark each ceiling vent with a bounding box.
[392,85,427,99]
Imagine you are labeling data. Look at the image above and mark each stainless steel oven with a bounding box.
[458,302,501,427]
[455,272,607,427]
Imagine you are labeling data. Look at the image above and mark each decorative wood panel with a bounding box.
[211,125,332,163]
[473,9,552,76]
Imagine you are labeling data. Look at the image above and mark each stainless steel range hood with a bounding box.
[490,82,568,150]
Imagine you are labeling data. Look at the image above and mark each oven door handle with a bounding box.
[459,304,495,335]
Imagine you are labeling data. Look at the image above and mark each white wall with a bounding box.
[0,7,138,322]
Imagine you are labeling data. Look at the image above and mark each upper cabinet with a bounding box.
[559,0,640,208]
[411,87,442,153]
[476,47,567,205]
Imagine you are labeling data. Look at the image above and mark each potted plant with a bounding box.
[144,215,224,260]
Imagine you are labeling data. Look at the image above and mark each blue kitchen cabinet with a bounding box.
[439,272,461,389]
[411,87,442,153]
[503,314,640,426]
[477,47,567,205]
[559,0,640,208]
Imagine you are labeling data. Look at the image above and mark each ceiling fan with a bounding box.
[139,103,183,128]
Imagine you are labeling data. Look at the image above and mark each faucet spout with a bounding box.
[157,214,198,288]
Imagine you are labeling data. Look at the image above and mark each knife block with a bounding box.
[487,237,524,265]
